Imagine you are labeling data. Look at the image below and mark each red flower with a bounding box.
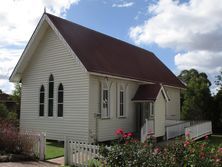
[204,135,208,140]
[184,141,190,147]
[127,132,133,137]
[115,128,124,136]
[218,148,222,153]
[154,147,160,154]
[123,133,128,138]
[185,130,190,137]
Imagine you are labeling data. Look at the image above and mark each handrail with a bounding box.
[165,120,189,127]
[166,121,190,140]
[141,119,154,142]
[187,120,209,128]
[185,121,212,140]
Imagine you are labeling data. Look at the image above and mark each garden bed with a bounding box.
[97,129,222,166]
[0,153,35,162]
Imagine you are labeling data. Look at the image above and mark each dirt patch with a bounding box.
[0,161,59,167]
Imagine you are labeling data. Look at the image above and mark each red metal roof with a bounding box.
[132,84,161,101]
[47,13,185,88]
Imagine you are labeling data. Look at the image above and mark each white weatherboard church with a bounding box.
[10,13,186,143]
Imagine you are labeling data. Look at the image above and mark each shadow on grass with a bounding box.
[47,140,64,148]
[45,140,64,160]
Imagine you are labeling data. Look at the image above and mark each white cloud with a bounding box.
[129,0,222,90]
[0,0,79,94]
[112,1,134,8]
[175,51,222,74]
[0,48,23,79]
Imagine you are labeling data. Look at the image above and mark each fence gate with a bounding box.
[65,138,100,166]
[20,131,46,160]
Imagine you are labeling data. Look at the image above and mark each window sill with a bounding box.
[118,116,126,119]
[101,117,111,120]
[56,116,64,119]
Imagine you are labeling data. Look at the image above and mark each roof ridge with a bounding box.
[45,13,185,88]
[45,13,155,56]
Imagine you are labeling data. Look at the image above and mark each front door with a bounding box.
[136,102,154,131]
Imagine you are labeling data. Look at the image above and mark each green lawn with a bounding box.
[208,135,222,147]
[45,140,64,160]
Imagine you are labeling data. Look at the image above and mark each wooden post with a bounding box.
[39,132,46,160]
[69,141,73,165]
[64,136,68,165]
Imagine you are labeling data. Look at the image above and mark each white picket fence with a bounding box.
[185,121,212,140]
[20,131,46,160]
[166,121,190,140]
[65,139,101,166]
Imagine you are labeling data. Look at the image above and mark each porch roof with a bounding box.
[132,84,161,101]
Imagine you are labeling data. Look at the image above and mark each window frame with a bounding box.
[100,81,110,119]
[39,85,45,117]
[118,84,126,118]
[48,74,54,117]
[57,83,64,117]
[150,102,154,117]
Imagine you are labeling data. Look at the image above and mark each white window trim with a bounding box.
[117,83,126,118]
[48,75,54,117]
[100,80,111,119]
[39,85,45,117]
[57,84,64,118]
[149,102,154,117]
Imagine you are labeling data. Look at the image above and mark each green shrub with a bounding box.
[87,158,102,167]
[0,118,36,156]
[99,129,222,167]
[0,103,8,118]
[0,103,18,125]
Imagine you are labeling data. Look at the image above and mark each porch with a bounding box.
[132,84,212,142]
[140,119,212,142]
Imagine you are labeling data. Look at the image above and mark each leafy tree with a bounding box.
[215,70,222,89]
[0,103,9,118]
[12,83,21,119]
[213,70,222,133]
[178,69,212,120]
[12,83,21,104]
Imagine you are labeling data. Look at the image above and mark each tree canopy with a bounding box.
[213,70,222,132]
[215,70,222,90]
[178,69,212,120]
[12,83,21,104]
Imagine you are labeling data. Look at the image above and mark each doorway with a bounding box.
[136,102,154,132]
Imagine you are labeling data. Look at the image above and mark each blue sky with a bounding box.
[0,0,222,94]
[66,0,176,71]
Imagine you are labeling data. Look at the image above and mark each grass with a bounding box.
[45,140,64,160]
[207,135,222,147]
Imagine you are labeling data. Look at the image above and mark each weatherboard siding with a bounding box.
[20,27,89,141]
[165,87,181,120]
[154,91,166,137]
[89,75,138,142]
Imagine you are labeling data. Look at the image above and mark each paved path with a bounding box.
[0,161,60,167]
[47,157,64,165]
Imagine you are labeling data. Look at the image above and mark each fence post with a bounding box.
[64,136,69,165]
[39,132,46,160]
[69,141,73,165]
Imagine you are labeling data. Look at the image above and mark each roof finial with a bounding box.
[44,6,46,14]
